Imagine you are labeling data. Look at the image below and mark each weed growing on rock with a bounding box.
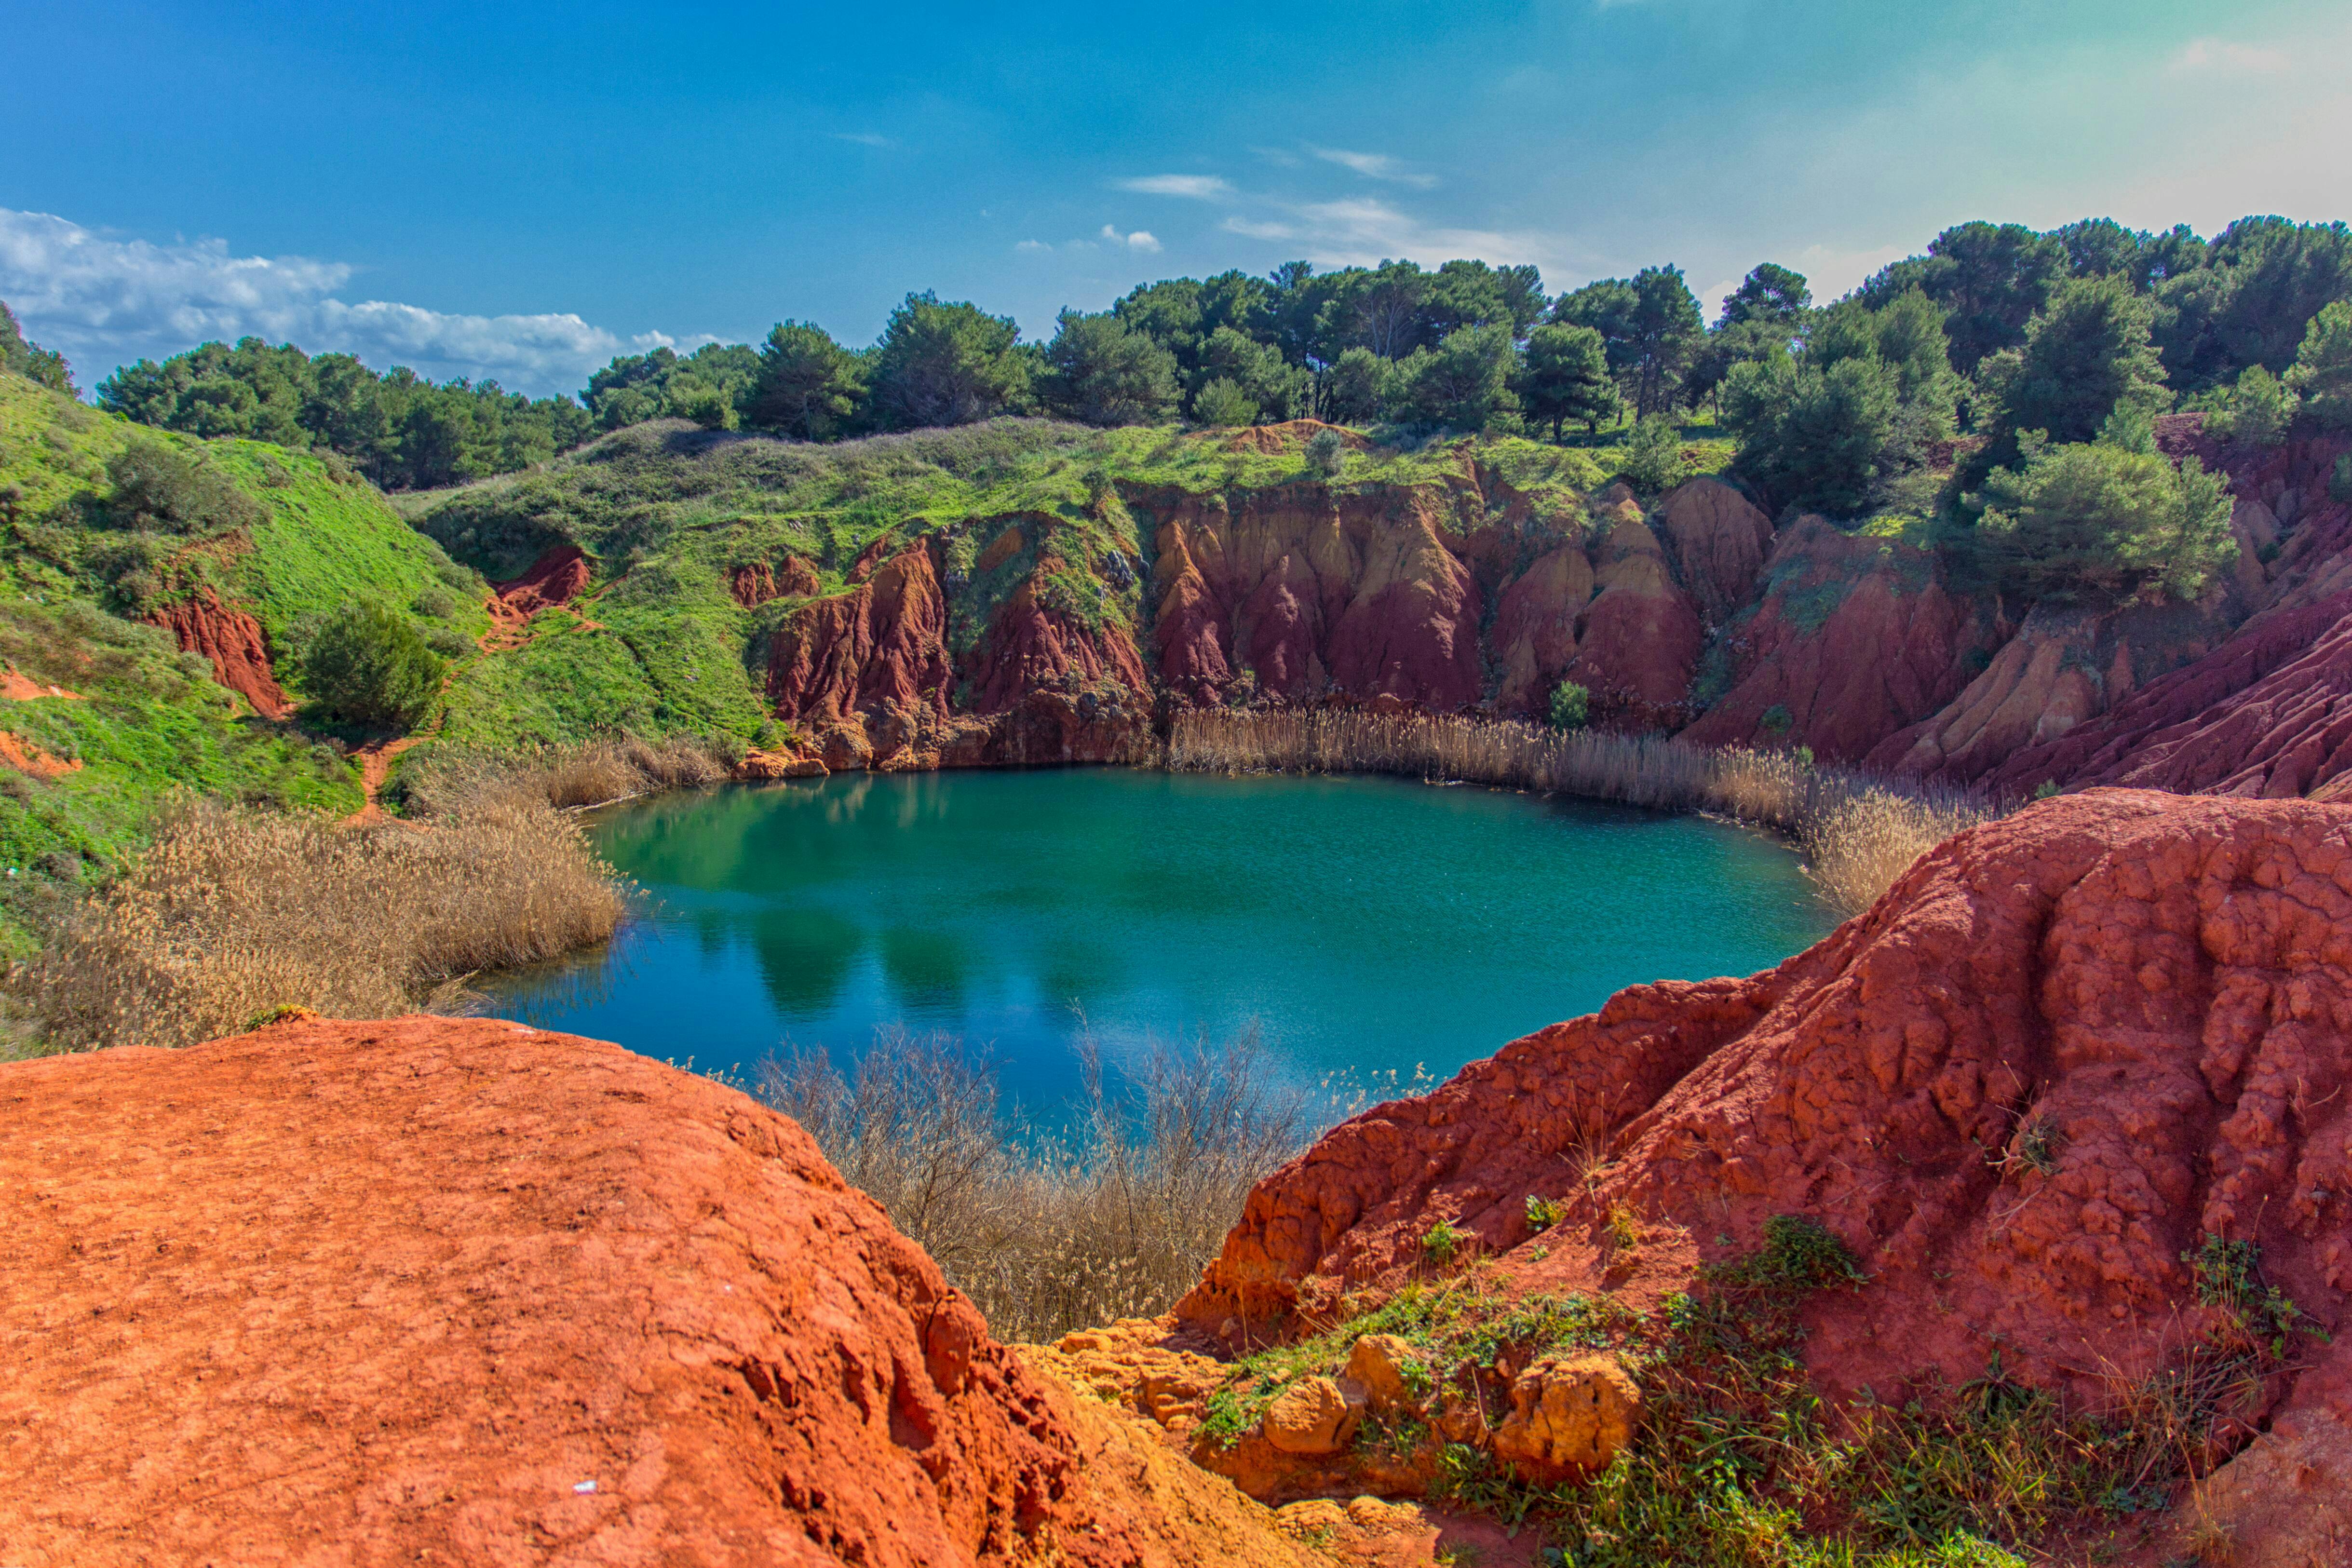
[1527,1194,1569,1232]
[2182,1233,2325,1359]
[1423,1221,1468,1268]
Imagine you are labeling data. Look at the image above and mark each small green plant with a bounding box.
[1758,703,1793,736]
[1193,377,1259,428]
[1305,426,1347,476]
[1199,1385,1248,1448]
[2182,1233,2322,1358]
[2332,453,2352,504]
[1423,1219,1467,1267]
[1606,1202,1643,1253]
[1548,678,1590,731]
[1526,1193,1568,1232]
[2031,779,2061,801]
[1618,413,1686,494]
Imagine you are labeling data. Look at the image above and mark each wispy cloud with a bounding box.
[0,207,685,396]
[830,130,896,148]
[1223,197,1562,271]
[1015,239,1052,254]
[1310,148,1438,189]
[1115,174,1235,200]
[2168,37,2291,75]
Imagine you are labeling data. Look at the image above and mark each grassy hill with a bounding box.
[0,372,487,952]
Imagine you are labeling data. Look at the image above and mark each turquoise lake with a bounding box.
[482,768,1832,1112]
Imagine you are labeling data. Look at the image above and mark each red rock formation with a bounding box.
[731,555,823,609]
[1866,599,2225,784]
[1147,485,1486,710]
[1986,591,2352,799]
[1183,792,2352,1417]
[0,731,81,778]
[0,1016,1313,1568]
[147,585,292,719]
[1557,518,1703,729]
[767,542,956,767]
[1678,518,2006,763]
[1488,545,1593,713]
[494,543,593,615]
[1651,478,1772,627]
[964,567,1153,715]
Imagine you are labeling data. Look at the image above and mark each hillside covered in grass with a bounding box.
[0,372,484,950]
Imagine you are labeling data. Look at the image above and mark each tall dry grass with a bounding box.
[1168,710,1994,919]
[398,732,738,815]
[759,1024,1309,1341]
[22,776,625,1052]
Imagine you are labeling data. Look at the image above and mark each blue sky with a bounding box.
[4,0,2349,396]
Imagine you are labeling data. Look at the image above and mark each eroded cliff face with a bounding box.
[147,584,292,719]
[0,1017,1316,1568]
[1179,792,2352,1413]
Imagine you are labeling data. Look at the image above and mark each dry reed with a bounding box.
[398,733,737,816]
[22,776,625,1052]
[1168,710,1994,919]
[758,1024,1309,1342]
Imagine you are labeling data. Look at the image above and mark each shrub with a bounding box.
[1547,679,1591,731]
[2205,365,2293,446]
[758,1023,1308,1341]
[2287,298,2352,430]
[1192,377,1259,428]
[300,599,446,729]
[20,789,623,1052]
[1305,426,1347,476]
[105,439,266,535]
[1971,436,2236,603]
[1617,414,1686,493]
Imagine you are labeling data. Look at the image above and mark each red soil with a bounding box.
[0,1017,1313,1568]
[146,586,292,719]
[1680,517,2007,762]
[493,544,593,616]
[730,555,823,609]
[766,541,957,768]
[0,730,81,778]
[1182,792,2352,1419]
[0,665,81,701]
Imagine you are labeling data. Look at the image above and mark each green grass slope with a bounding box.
[0,372,505,950]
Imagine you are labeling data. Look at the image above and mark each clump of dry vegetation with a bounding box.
[1168,711,1992,918]
[396,732,739,814]
[18,774,625,1053]
[759,1024,1307,1341]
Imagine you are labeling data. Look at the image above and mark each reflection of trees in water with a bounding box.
[878,925,970,1015]
[752,906,863,1018]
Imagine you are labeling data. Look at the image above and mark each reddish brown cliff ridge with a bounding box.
[739,420,2352,804]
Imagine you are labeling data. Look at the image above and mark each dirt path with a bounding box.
[343,735,424,826]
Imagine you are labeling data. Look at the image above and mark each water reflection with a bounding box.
[480,768,1834,1116]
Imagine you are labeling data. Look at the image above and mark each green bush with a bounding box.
[1617,414,1685,494]
[105,439,266,535]
[300,600,445,729]
[1971,435,2236,603]
[1305,427,1346,476]
[2205,365,2293,446]
[2288,299,2352,430]
[1192,377,1258,428]
[1547,678,1591,731]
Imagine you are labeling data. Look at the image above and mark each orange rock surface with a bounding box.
[0,1017,1314,1568]
[494,543,594,616]
[146,585,293,719]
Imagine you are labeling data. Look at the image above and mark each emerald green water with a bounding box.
[483,769,1831,1111]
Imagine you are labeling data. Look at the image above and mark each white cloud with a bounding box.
[0,207,685,396]
[1015,239,1052,254]
[1097,224,1162,253]
[1217,196,1576,276]
[2169,38,2291,76]
[1115,174,1235,200]
[1309,148,1438,189]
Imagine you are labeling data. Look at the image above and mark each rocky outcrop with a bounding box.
[0,1016,1313,1568]
[1986,591,2352,799]
[1651,477,1772,626]
[767,541,957,768]
[731,555,822,608]
[1182,792,2352,1414]
[1679,518,2005,762]
[147,584,292,719]
[1556,517,1705,729]
[494,543,593,615]
[1146,484,1486,710]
